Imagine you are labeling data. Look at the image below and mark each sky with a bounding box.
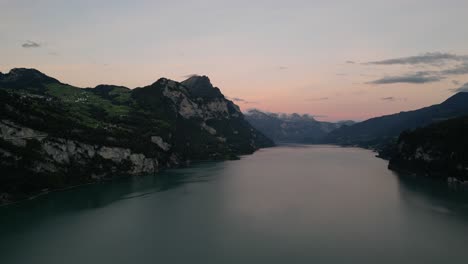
[1,0,468,121]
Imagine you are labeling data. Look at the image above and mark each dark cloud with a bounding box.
[182,74,199,79]
[21,40,41,48]
[229,97,257,104]
[368,72,443,85]
[441,62,468,75]
[366,52,466,66]
[364,52,468,85]
[381,97,407,102]
[245,109,327,119]
[231,97,246,102]
[307,97,329,101]
[346,61,355,64]
[450,83,468,93]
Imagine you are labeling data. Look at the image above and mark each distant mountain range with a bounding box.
[245,109,355,143]
[245,92,468,181]
[0,68,273,204]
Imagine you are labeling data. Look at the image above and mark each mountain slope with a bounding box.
[245,109,354,143]
[0,69,273,204]
[325,92,468,146]
[388,115,468,181]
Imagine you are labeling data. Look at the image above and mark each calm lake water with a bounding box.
[2,145,468,264]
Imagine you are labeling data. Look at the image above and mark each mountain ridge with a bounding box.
[324,92,468,147]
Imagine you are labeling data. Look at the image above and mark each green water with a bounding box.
[2,145,468,263]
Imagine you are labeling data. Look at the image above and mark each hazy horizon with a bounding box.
[2,0,468,121]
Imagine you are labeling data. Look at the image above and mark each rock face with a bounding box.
[0,68,274,205]
[388,116,468,181]
[151,136,171,151]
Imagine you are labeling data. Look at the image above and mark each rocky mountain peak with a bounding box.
[149,78,181,90]
[181,75,223,99]
[182,75,212,87]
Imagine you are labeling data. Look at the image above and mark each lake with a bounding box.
[2,145,468,263]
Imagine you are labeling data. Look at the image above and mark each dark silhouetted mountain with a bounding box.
[388,115,468,181]
[0,68,273,204]
[325,92,468,147]
[0,68,60,91]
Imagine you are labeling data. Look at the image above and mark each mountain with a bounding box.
[325,92,468,147]
[0,69,273,204]
[181,75,224,98]
[244,109,355,143]
[388,115,468,181]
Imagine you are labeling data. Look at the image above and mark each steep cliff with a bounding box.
[0,69,273,204]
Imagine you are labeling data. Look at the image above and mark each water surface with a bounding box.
[2,145,468,263]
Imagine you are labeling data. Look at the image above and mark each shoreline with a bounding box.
[0,146,269,208]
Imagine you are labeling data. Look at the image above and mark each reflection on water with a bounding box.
[2,145,468,264]
[0,161,221,237]
[396,172,468,219]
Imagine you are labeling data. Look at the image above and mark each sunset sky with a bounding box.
[2,0,468,121]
